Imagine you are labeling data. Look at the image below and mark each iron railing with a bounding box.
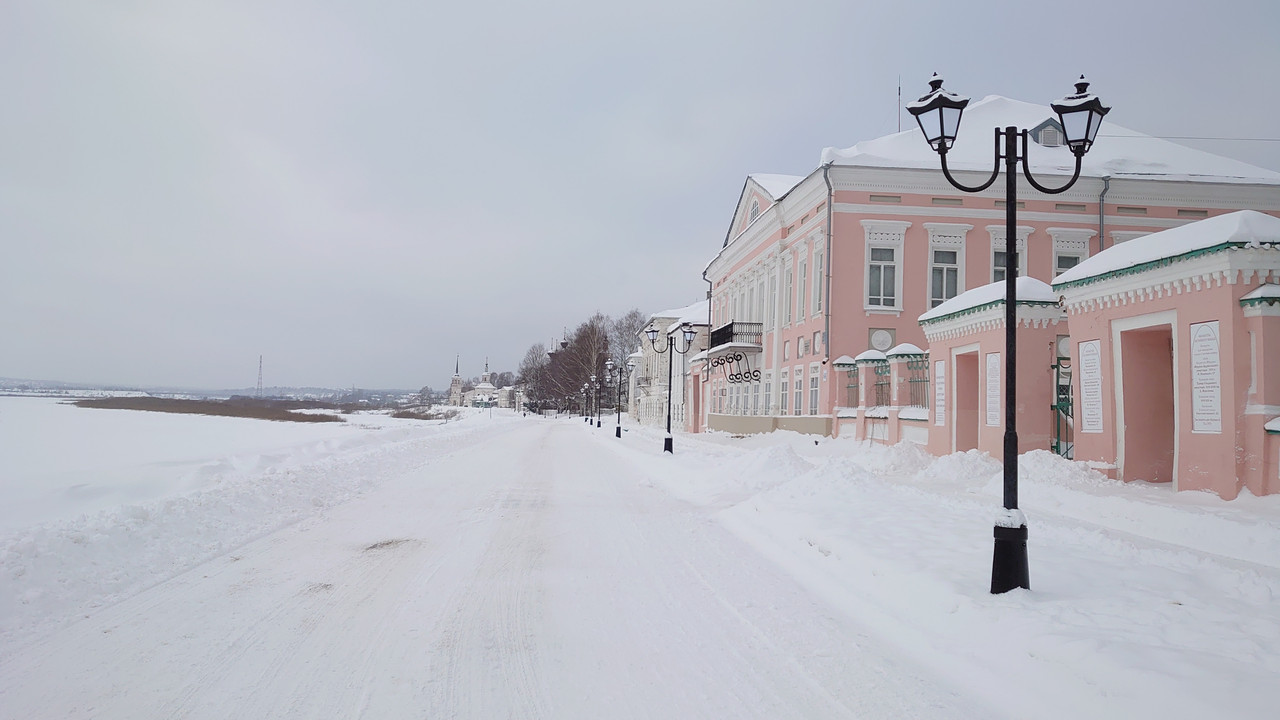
[872,362,891,406]
[709,321,763,348]
[906,355,930,408]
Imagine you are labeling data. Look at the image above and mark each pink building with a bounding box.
[1053,211,1280,499]
[697,94,1280,497]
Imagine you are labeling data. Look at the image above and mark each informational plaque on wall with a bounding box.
[1190,321,1222,433]
[985,352,1001,427]
[1079,340,1103,433]
[934,360,946,426]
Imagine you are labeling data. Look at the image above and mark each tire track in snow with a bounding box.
[426,428,554,719]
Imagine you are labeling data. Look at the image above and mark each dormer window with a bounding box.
[1030,119,1065,147]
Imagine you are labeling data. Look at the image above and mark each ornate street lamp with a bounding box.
[582,383,590,422]
[644,322,699,453]
[907,74,1109,594]
[591,374,601,428]
[605,360,624,438]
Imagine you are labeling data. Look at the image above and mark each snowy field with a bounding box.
[2,396,1279,719]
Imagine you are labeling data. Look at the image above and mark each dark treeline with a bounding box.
[518,309,647,413]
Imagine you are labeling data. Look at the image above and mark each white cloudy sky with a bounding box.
[2,0,1278,390]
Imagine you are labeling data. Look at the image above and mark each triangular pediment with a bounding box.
[723,174,805,247]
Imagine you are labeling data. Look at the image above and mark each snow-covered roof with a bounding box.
[1054,210,1280,288]
[648,300,708,329]
[1241,284,1280,301]
[919,276,1058,324]
[822,95,1280,185]
[886,343,925,356]
[831,354,858,369]
[1266,417,1280,433]
[853,349,887,362]
[749,173,806,200]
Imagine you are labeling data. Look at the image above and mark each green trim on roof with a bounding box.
[918,298,1060,327]
[1052,241,1260,292]
[1240,295,1280,308]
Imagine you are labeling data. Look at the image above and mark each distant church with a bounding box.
[447,357,500,408]
[447,356,465,406]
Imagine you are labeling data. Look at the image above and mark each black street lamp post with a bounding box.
[644,322,698,454]
[907,74,1109,594]
[591,374,602,428]
[605,359,631,438]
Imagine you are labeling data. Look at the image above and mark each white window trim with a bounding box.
[1049,227,1095,277]
[809,363,821,416]
[798,258,808,324]
[793,366,805,416]
[987,225,1032,281]
[813,249,824,315]
[925,223,971,309]
[862,220,911,314]
[763,370,774,416]
[783,259,794,326]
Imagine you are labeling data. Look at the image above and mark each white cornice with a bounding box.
[833,202,1208,231]
[826,165,1280,208]
[921,303,1067,342]
[1057,247,1280,314]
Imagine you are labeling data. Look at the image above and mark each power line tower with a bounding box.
[256,355,263,398]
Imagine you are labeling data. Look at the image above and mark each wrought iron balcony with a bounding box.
[709,321,763,352]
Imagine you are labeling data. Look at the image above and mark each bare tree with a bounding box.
[609,308,647,370]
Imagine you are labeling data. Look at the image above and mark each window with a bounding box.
[763,372,773,415]
[783,340,789,361]
[988,225,1030,282]
[768,275,777,328]
[797,338,806,358]
[781,373,789,413]
[993,250,1019,283]
[814,251,824,313]
[798,260,807,320]
[925,223,970,309]
[784,264,793,324]
[863,220,910,311]
[868,247,897,306]
[930,249,959,307]
[809,366,820,415]
[1048,227,1094,277]
[749,200,760,223]
[752,382,760,415]
[793,367,804,416]
[813,331,822,354]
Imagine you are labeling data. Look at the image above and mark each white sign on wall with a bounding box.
[985,352,1001,427]
[1079,340,1103,434]
[934,360,946,426]
[1190,321,1222,434]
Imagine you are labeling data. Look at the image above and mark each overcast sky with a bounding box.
[3,0,1278,391]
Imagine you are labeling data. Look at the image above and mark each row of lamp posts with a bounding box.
[571,322,696,455]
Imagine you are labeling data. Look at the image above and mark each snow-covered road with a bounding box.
[0,418,987,719]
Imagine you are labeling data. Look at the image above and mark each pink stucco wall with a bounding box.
[924,319,1061,460]
[1066,282,1259,499]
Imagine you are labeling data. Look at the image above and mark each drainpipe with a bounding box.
[822,163,835,419]
[702,267,713,431]
[1098,176,1111,250]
